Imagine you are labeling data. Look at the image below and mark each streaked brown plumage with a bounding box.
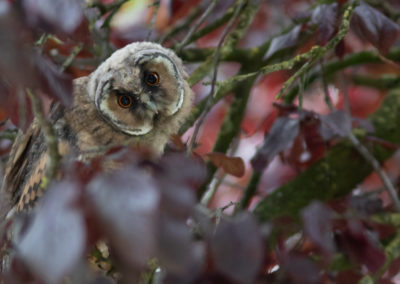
[1,42,194,215]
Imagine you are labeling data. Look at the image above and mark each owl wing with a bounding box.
[2,120,46,212]
[2,102,72,213]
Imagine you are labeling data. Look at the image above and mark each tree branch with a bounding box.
[253,89,400,221]
[26,90,61,184]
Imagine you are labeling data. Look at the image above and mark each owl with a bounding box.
[1,42,194,215]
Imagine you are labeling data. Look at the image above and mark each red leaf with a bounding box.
[169,134,186,151]
[351,2,399,54]
[207,152,245,177]
[337,219,386,273]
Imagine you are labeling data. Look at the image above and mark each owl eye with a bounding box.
[145,72,159,86]
[117,94,133,108]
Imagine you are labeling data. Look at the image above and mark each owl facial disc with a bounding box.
[90,43,188,137]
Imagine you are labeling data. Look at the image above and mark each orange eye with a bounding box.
[117,95,133,108]
[145,72,159,86]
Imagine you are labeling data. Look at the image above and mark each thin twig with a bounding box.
[319,59,334,110]
[158,6,203,44]
[236,171,262,212]
[176,0,219,52]
[201,171,223,205]
[60,43,83,72]
[298,74,305,109]
[35,33,49,55]
[0,130,18,141]
[26,89,61,185]
[348,133,400,212]
[377,52,400,70]
[187,0,244,154]
[99,0,129,28]
[275,2,357,100]
[146,0,161,41]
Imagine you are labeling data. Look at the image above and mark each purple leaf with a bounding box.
[282,254,321,284]
[251,117,300,171]
[211,212,263,284]
[319,110,352,140]
[353,117,375,133]
[160,153,207,188]
[156,173,203,277]
[265,25,302,59]
[311,3,338,44]
[301,201,335,255]
[17,181,86,284]
[351,2,399,54]
[0,9,36,89]
[158,216,205,279]
[34,54,73,106]
[349,195,383,215]
[87,166,160,267]
[23,0,84,34]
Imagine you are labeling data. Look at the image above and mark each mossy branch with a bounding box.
[253,88,400,221]
[276,1,357,100]
[284,48,400,104]
[194,0,262,199]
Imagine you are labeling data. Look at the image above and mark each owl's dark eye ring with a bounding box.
[117,95,133,108]
[145,72,159,86]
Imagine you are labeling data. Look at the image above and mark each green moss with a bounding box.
[254,89,400,221]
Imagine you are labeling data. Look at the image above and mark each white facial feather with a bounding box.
[87,42,188,136]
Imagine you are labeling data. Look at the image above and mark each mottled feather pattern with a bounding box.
[1,42,194,215]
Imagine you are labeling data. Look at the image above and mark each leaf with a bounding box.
[23,0,84,34]
[282,254,321,284]
[158,215,205,278]
[251,117,300,171]
[211,212,263,284]
[34,54,73,106]
[207,152,245,177]
[349,195,383,215]
[301,201,335,255]
[353,117,375,133]
[156,156,204,277]
[311,3,338,44]
[169,134,186,151]
[337,219,386,273]
[319,110,352,141]
[17,181,86,284]
[87,166,160,267]
[351,2,399,54]
[265,25,302,59]
[160,153,207,188]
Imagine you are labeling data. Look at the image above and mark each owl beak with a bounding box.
[143,99,158,114]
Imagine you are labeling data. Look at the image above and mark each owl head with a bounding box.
[87,42,189,136]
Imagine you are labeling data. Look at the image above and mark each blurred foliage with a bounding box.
[0,0,400,283]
